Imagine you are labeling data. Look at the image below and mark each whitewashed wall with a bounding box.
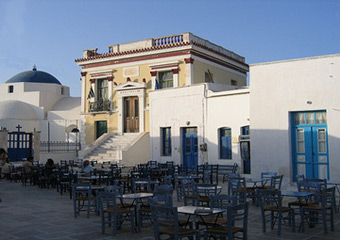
[250,54,340,185]
[206,88,250,168]
[150,84,250,168]
[149,85,205,165]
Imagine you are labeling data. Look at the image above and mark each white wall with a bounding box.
[150,84,250,168]
[149,85,205,165]
[206,88,250,168]
[250,54,340,184]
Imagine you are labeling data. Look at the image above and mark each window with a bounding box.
[158,71,173,89]
[97,79,108,100]
[231,80,237,86]
[219,127,232,159]
[293,111,327,125]
[8,85,13,93]
[61,87,64,95]
[241,125,250,135]
[205,71,213,83]
[161,127,171,156]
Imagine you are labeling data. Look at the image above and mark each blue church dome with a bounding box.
[6,66,62,85]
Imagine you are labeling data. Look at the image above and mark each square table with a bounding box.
[177,206,226,229]
[119,193,153,232]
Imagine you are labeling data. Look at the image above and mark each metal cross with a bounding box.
[16,124,22,132]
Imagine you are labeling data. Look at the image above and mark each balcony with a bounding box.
[89,99,112,113]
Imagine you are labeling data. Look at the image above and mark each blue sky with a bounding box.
[1,0,339,96]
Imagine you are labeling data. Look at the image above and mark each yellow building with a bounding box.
[75,32,248,164]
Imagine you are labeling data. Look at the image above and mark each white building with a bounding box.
[150,83,249,171]
[250,54,340,184]
[0,66,81,162]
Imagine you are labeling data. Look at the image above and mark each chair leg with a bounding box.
[131,212,135,233]
[322,210,328,234]
[261,211,266,233]
[101,212,105,234]
[87,199,91,218]
[330,208,334,231]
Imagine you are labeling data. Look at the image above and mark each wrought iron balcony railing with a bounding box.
[89,99,112,112]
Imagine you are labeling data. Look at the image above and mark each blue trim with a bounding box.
[219,127,232,159]
[291,111,329,181]
[182,127,198,171]
[161,127,171,156]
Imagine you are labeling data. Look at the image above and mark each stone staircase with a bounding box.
[82,133,140,164]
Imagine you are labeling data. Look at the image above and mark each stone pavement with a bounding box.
[0,180,340,240]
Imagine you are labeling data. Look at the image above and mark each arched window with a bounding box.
[219,127,232,159]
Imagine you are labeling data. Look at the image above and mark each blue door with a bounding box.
[8,132,32,162]
[292,111,329,180]
[183,127,198,171]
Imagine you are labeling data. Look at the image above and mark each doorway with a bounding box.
[292,111,329,180]
[182,127,198,171]
[124,97,139,133]
[96,121,107,139]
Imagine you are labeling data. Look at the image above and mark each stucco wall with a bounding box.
[250,54,340,184]
[206,89,250,168]
[193,59,247,86]
[149,85,205,165]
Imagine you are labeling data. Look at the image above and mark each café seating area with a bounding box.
[1,160,340,239]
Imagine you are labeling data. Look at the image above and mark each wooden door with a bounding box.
[182,127,198,171]
[124,97,139,133]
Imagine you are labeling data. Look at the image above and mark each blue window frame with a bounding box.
[219,127,232,159]
[161,127,171,156]
[241,125,250,135]
[8,85,14,93]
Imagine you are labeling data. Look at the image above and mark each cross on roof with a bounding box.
[16,124,22,132]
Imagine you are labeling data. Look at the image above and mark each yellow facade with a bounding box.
[76,33,248,145]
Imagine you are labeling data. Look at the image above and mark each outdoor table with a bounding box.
[119,192,153,232]
[196,185,223,194]
[196,185,223,191]
[177,206,226,229]
[245,178,266,187]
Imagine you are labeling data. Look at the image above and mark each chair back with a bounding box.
[104,185,123,195]
[210,194,236,208]
[154,184,173,196]
[228,177,246,203]
[257,189,282,211]
[226,202,249,240]
[97,191,118,215]
[162,175,172,186]
[151,205,179,240]
[131,177,151,193]
[261,172,277,180]
[270,175,283,190]
[149,193,173,207]
[202,170,211,183]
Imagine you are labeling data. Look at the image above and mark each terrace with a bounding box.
[0,170,339,240]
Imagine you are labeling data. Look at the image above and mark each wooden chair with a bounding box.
[97,191,135,235]
[196,194,236,229]
[151,205,199,240]
[204,202,249,240]
[181,179,197,206]
[257,189,295,235]
[72,182,96,218]
[301,185,335,233]
[195,183,218,206]
[228,177,247,204]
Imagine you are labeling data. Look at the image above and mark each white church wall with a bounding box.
[0,119,39,133]
[250,54,340,185]
[206,89,250,169]
[149,85,205,165]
